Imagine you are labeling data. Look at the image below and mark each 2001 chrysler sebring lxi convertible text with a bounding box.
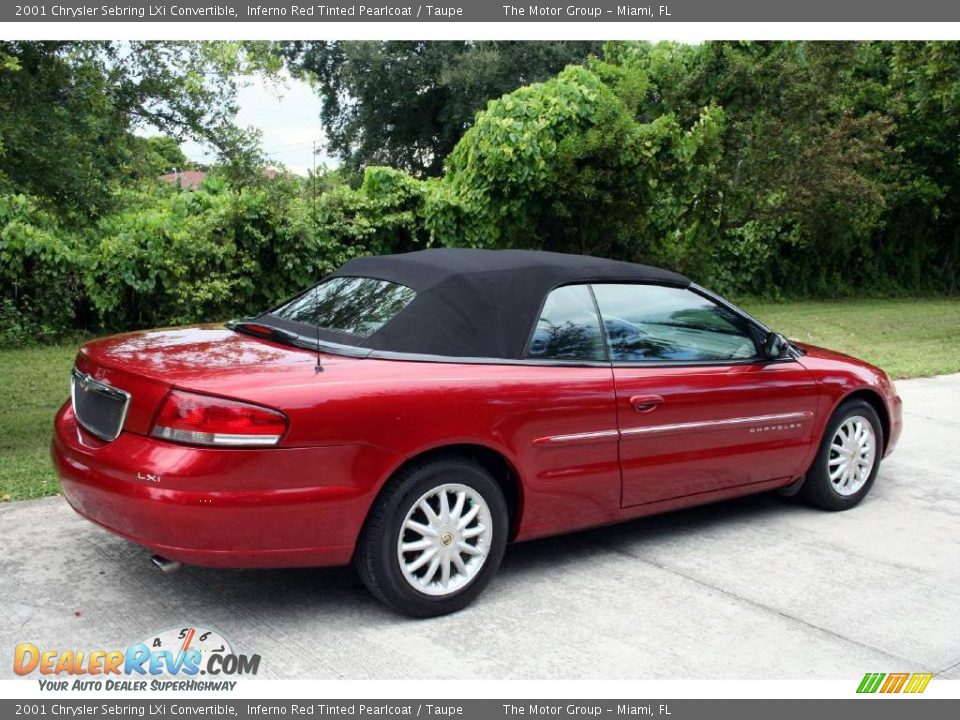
[53,249,902,616]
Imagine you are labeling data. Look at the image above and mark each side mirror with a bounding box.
[763,332,790,360]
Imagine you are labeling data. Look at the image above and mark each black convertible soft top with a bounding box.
[267,248,690,360]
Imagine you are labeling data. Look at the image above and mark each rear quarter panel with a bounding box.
[75,328,620,545]
[177,358,622,539]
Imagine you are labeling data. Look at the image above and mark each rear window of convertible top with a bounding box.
[270,276,416,339]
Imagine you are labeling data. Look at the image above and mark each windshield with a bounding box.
[270,276,417,339]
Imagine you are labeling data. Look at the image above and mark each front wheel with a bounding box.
[800,399,883,511]
[355,456,509,617]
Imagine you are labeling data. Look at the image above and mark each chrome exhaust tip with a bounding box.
[150,554,182,574]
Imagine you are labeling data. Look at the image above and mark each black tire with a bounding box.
[799,399,884,511]
[354,456,509,618]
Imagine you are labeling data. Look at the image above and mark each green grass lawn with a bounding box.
[0,344,77,502]
[2,297,959,502]
[742,298,960,380]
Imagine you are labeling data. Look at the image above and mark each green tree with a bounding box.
[0,41,278,215]
[130,135,191,177]
[885,41,960,290]
[425,64,725,269]
[602,42,901,294]
[282,41,603,177]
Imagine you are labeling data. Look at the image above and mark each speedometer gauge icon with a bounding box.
[140,626,233,674]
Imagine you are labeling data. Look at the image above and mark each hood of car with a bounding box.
[795,340,893,382]
[795,341,867,364]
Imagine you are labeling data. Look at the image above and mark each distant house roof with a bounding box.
[158,170,208,190]
[158,167,290,190]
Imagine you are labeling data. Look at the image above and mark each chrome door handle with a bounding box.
[630,394,663,413]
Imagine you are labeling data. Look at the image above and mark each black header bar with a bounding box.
[5,0,960,22]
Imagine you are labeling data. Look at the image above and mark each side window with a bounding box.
[527,285,605,361]
[592,284,759,363]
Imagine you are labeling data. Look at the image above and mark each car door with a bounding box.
[591,283,821,508]
[521,284,622,532]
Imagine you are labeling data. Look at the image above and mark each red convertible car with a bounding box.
[53,249,902,616]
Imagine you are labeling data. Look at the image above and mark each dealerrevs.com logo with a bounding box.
[13,626,260,692]
[856,672,933,694]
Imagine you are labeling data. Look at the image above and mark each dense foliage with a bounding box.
[0,41,276,215]
[281,41,603,177]
[614,41,959,296]
[0,174,421,344]
[2,41,960,346]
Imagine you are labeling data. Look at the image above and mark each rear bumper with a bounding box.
[52,403,397,568]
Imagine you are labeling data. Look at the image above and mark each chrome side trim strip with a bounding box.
[533,411,814,447]
[619,411,814,439]
[532,429,620,447]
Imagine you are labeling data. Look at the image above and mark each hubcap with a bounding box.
[397,483,493,597]
[828,415,877,496]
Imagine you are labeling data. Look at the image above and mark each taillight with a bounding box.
[150,390,288,447]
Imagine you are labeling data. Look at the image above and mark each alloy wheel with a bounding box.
[396,483,493,597]
[828,415,877,496]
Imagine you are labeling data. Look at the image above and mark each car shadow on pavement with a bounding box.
[149,490,796,620]
[497,491,792,578]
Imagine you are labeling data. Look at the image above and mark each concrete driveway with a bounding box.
[1,374,958,680]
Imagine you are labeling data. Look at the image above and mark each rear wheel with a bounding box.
[355,456,509,617]
[800,399,883,511]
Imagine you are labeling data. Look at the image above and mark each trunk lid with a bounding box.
[75,325,354,437]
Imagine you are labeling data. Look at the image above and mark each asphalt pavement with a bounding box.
[1,373,958,679]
